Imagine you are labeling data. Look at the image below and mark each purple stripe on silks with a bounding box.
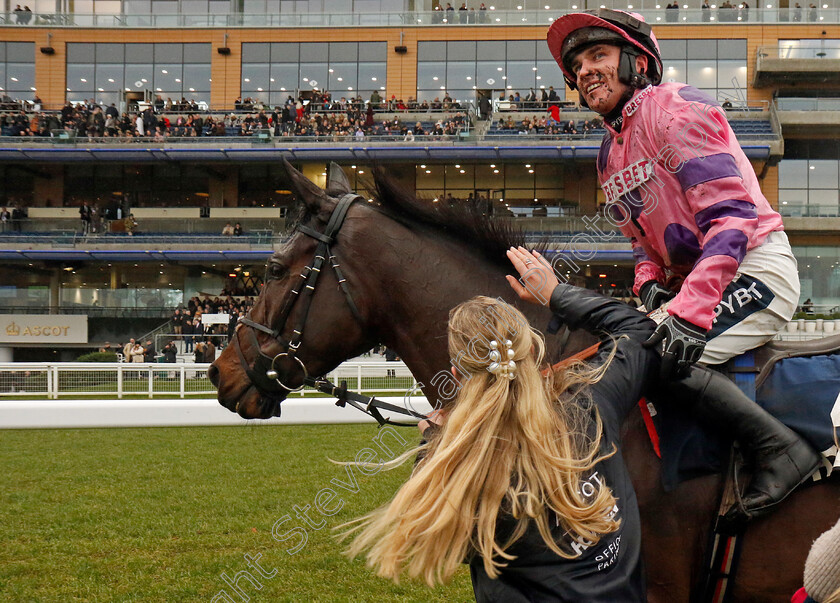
[676,153,742,191]
[695,199,757,234]
[633,245,652,264]
[620,188,645,220]
[664,223,702,266]
[697,229,749,265]
[597,133,612,173]
[678,85,721,107]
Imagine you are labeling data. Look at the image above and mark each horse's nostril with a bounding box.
[207,364,220,388]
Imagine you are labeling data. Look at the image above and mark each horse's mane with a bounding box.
[285,170,539,269]
[369,171,532,268]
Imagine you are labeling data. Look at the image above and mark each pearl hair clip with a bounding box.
[487,339,516,380]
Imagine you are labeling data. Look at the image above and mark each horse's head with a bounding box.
[208,161,377,418]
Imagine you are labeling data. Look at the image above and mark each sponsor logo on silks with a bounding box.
[624,85,654,117]
[817,391,840,479]
[601,158,655,204]
[707,274,775,340]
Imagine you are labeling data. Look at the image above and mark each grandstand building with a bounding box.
[1,2,839,358]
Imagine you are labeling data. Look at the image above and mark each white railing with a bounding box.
[0,360,415,400]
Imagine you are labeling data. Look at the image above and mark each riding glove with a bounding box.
[639,280,675,313]
[643,314,707,378]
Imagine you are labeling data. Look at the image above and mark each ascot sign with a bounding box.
[0,315,88,343]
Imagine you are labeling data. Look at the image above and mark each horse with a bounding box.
[209,161,840,602]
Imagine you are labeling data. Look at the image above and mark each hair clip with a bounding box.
[487,339,516,380]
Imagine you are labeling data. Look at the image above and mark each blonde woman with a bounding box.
[344,247,660,601]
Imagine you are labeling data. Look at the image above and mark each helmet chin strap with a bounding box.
[593,45,651,132]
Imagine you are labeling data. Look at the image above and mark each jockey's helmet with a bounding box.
[547,9,663,92]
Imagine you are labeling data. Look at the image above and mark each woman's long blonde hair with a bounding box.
[342,296,620,586]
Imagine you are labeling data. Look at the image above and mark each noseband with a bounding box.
[233,192,364,394]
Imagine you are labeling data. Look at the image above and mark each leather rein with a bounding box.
[231,192,428,427]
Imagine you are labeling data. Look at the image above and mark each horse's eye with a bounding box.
[266,263,287,280]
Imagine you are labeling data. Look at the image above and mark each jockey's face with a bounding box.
[571,43,628,115]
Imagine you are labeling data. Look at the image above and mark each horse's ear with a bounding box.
[325,162,352,197]
[283,158,334,215]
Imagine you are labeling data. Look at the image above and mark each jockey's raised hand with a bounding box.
[506,246,558,306]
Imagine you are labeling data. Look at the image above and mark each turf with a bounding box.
[0,424,474,602]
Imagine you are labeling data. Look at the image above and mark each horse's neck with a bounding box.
[363,235,557,402]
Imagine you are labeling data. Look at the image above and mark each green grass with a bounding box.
[0,425,474,602]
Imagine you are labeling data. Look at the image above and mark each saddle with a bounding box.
[748,333,840,389]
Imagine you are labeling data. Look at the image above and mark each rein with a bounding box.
[232,192,427,427]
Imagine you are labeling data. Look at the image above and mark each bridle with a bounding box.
[230,192,426,426]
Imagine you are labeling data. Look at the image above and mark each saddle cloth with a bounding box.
[653,353,840,492]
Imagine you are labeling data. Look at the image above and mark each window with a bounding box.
[241,41,386,103]
[417,40,565,105]
[0,43,35,102]
[66,43,211,106]
[779,159,840,217]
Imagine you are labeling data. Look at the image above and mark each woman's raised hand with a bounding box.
[506,246,559,307]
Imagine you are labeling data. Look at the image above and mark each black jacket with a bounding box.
[470,285,658,603]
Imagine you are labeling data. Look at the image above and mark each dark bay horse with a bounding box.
[209,161,840,602]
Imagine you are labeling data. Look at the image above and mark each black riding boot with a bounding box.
[660,365,822,521]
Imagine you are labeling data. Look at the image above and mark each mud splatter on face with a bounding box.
[582,65,620,112]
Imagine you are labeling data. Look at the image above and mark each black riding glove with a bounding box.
[643,314,707,379]
[639,280,675,312]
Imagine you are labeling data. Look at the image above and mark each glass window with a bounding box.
[447,62,475,88]
[272,43,299,62]
[507,40,535,60]
[154,44,182,63]
[183,64,211,92]
[95,64,124,91]
[242,43,271,62]
[6,63,33,92]
[67,64,95,89]
[242,63,270,90]
[476,61,504,86]
[687,39,717,60]
[330,42,358,62]
[183,44,211,63]
[270,63,299,90]
[477,41,505,61]
[299,42,328,62]
[155,63,183,94]
[181,0,209,13]
[96,44,125,64]
[299,63,328,91]
[779,159,808,189]
[125,64,152,90]
[5,42,32,63]
[659,39,687,60]
[418,62,445,90]
[67,43,95,63]
[418,41,446,61]
[809,160,838,189]
[447,40,476,61]
[717,61,746,89]
[329,63,357,91]
[0,44,4,62]
[507,61,536,89]
[124,0,152,13]
[717,39,747,60]
[125,44,154,64]
[358,42,385,61]
[358,62,386,90]
[685,60,717,89]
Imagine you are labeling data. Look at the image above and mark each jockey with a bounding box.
[547,9,820,520]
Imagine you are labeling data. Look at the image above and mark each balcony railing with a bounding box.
[1,7,840,28]
[777,98,840,111]
[757,45,840,60]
